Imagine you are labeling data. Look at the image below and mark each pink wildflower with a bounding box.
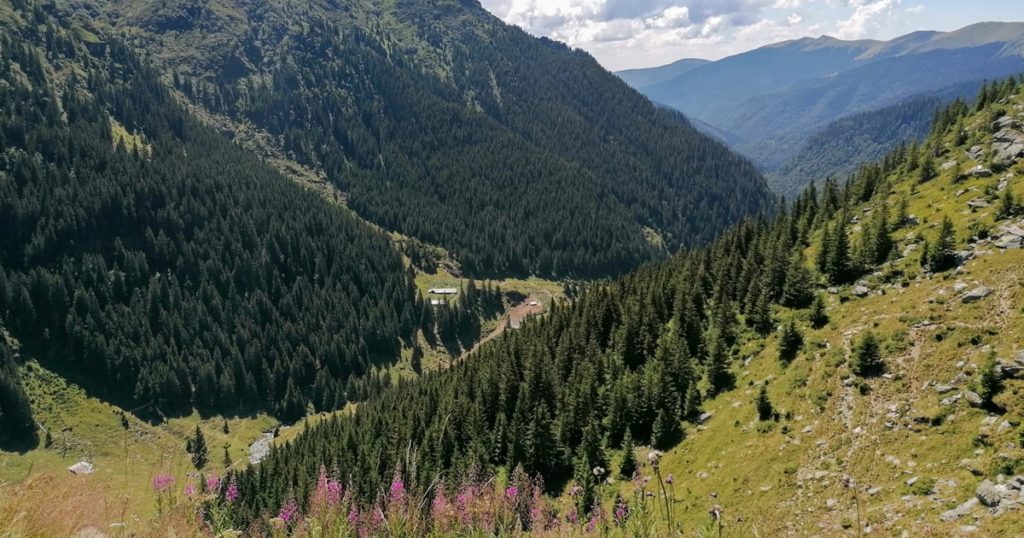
[566,506,579,524]
[184,483,196,497]
[614,501,629,525]
[205,475,220,492]
[278,498,300,524]
[586,513,599,533]
[505,485,519,499]
[389,476,406,505]
[152,474,174,493]
[225,479,239,502]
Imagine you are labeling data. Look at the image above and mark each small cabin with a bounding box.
[428,288,458,295]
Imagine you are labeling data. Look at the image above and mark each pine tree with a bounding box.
[618,430,638,479]
[755,384,774,421]
[851,332,884,377]
[191,425,208,469]
[808,295,829,329]
[977,354,1004,409]
[650,406,681,450]
[781,252,814,308]
[926,216,958,272]
[778,319,803,364]
[223,445,232,469]
[918,155,936,183]
[705,328,734,396]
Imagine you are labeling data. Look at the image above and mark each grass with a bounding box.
[0,360,280,522]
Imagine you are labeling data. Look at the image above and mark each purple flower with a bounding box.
[152,474,174,493]
[389,476,406,505]
[505,485,519,499]
[205,475,220,492]
[184,483,196,497]
[225,480,239,502]
[614,501,629,525]
[566,507,579,524]
[278,498,299,524]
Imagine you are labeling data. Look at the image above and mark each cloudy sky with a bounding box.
[478,0,1024,71]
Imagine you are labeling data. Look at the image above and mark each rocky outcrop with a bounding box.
[961,286,992,304]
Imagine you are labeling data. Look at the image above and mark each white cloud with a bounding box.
[905,4,924,14]
[834,0,898,39]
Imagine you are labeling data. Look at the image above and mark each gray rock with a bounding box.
[940,497,979,521]
[697,412,713,424]
[967,198,991,209]
[248,432,275,465]
[961,287,992,304]
[903,243,920,258]
[953,281,968,294]
[967,145,986,161]
[941,394,963,406]
[934,384,956,394]
[1002,225,1024,238]
[906,476,919,486]
[942,160,959,171]
[976,480,1002,507]
[852,285,870,298]
[994,235,1024,250]
[999,353,1024,379]
[867,486,881,496]
[966,166,993,178]
[963,390,983,407]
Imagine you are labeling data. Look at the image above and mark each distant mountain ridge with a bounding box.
[618,22,1024,194]
[616,58,709,89]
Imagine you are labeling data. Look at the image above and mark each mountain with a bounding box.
[0,2,422,427]
[768,80,984,198]
[56,0,772,279]
[623,22,1024,194]
[229,78,1024,533]
[615,58,709,89]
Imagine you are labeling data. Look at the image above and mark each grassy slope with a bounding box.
[612,97,1024,535]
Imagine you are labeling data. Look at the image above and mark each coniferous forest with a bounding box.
[0,6,419,423]
[233,77,1024,522]
[67,0,773,279]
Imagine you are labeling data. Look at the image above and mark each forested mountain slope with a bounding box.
[231,78,1024,535]
[51,0,772,278]
[0,0,419,430]
[768,80,984,199]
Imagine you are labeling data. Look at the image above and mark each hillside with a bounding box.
[624,23,1024,194]
[0,0,427,432]
[768,81,983,199]
[53,0,772,279]
[216,77,1024,535]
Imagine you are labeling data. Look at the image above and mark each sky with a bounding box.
[477,0,1024,71]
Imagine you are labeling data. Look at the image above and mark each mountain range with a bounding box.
[619,22,1024,194]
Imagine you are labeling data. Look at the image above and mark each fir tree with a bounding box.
[781,252,814,308]
[755,384,774,421]
[778,319,803,364]
[976,354,1004,409]
[618,431,638,479]
[851,332,884,377]
[191,426,208,469]
[926,216,958,272]
[808,295,829,329]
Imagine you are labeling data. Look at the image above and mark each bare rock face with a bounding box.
[976,480,1003,507]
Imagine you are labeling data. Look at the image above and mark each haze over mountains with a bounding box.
[619,22,1024,196]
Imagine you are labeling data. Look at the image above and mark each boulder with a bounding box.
[966,166,993,179]
[942,160,959,171]
[997,353,1024,379]
[961,287,992,304]
[852,285,870,298]
[940,497,979,521]
[967,145,985,161]
[967,198,991,209]
[903,244,920,258]
[963,390,983,407]
[994,235,1024,250]
[953,281,968,294]
[68,461,94,475]
[934,384,956,394]
[697,412,713,424]
[976,480,1002,507]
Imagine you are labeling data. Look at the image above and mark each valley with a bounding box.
[1,0,1023,536]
